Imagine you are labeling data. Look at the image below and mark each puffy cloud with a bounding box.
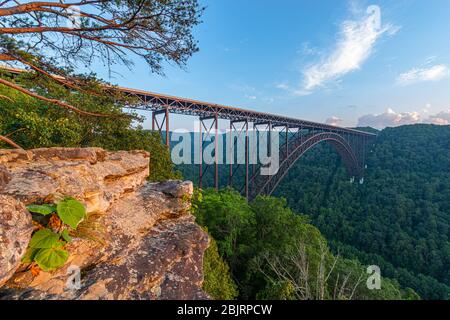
[397,65,450,85]
[300,6,397,93]
[425,110,450,125]
[357,108,421,129]
[326,116,343,126]
[357,108,450,128]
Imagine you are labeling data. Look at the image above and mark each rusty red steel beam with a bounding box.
[0,66,375,138]
[122,87,375,137]
[247,132,361,200]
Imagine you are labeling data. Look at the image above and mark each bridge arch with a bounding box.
[247,132,361,200]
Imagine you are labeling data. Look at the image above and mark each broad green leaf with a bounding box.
[22,247,40,263]
[34,245,69,271]
[27,204,56,215]
[57,199,86,228]
[61,229,72,243]
[29,229,60,249]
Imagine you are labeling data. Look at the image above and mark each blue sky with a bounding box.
[95,0,450,130]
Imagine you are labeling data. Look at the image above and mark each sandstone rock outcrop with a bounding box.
[0,148,209,300]
[0,165,11,191]
[0,195,33,287]
[0,147,149,212]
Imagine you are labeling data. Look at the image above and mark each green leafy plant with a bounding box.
[23,197,86,271]
[56,199,86,229]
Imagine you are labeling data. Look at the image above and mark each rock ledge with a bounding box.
[0,148,209,300]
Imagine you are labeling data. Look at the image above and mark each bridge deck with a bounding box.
[1,66,374,137]
[121,86,375,137]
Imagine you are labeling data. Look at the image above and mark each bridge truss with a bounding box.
[120,87,376,200]
[1,66,376,200]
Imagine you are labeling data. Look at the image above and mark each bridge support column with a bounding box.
[215,115,219,190]
[229,120,249,198]
[152,107,170,147]
[273,124,290,160]
[252,122,258,177]
[245,126,249,198]
[198,118,202,189]
[285,125,289,158]
[229,121,233,187]
[199,114,219,190]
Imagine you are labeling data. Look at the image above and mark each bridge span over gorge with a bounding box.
[121,87,376,200]
[1,66,376,200]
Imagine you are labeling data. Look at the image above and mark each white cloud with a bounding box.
[357,108,450,128]
[276,83,312,96]
[326,116,343,126]
[425,110,450,125]
[357,108,421,129]
[298,6,397,94]
[276,83,290,91]
[397,65,450,85]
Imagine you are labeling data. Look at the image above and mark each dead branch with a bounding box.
[0,134,22,148]
[4,127,26,137]
[0,93,13,102]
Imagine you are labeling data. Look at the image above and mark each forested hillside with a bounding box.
[177,124,449,299]
[274,124,450,299]
[193,189,419,300]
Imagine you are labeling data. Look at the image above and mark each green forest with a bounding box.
[179,124,450,300]
[193,188,419,300]
[273,124,450,300]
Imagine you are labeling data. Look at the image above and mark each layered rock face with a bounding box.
[0,148,209,300]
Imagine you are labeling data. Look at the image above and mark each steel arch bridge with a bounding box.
[2,67,377,200]
[245,131,362,200]
[116,87,376,200]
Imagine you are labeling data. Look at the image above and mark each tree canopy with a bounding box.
[179,124,449,300]
[274,124,450,299]
[0,0,203,146]
[0,82,180,181]
[192,188,419,300]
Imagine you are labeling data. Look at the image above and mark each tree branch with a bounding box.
[0,1,101,17]
[0,134,22,149]
[0,77,112,117]
[1,51,105,97]
[4,127,26,137]
[0,53,16,60]
[0,93,14,102]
